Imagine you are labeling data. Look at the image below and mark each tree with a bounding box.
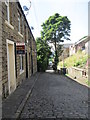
[57,44,63,57]
[36,37,52,71]
[41,13,71,70]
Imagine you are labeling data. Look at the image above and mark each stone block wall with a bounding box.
[0,2,2,119]
[1,1,37,99]
[67,67,88,80]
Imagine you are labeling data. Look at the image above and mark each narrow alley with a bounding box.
[19,72,88,119]
[1,1,89,120]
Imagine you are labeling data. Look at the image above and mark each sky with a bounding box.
[19,0,89,44]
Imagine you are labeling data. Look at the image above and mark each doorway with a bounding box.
[7,40,16,94]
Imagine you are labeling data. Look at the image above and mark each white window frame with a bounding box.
[18,12,21,33]
[5,0,10,23]
[20,55,24,74]
[18,16,23,38]
[21,17,23,34]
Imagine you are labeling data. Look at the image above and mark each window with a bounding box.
[24,24,26,41]
[82,45,85,50]
[18,12,21,33]
[20,55,24,73]
[5,0,10,22]
[21,17,23,34]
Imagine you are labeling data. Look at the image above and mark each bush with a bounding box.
[64,62,67,67]
[58,51,88,68]
[74,61,81,67]
[36,37,51,72]
[37,59,48,72]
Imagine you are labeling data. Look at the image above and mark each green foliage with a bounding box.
[58,52,88,68]
[41,13,71,43]
[41,13,71,69]
[74,52,88,67]
[86,79,90,86]
[36,37,52,72]
[74,61,81,67]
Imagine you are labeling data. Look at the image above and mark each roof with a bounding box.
[62,43,73,48]
[75,36,88,45]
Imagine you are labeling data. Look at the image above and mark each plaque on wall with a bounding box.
[16,43,25,54]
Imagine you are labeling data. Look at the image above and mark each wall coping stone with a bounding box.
[72,67,86,71]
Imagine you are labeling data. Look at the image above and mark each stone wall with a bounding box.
[32,38,37,74]
[0,2,2,119]
[67,67,88,80]
[2,1,37,98]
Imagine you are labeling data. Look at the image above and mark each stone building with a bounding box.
[0,1,37,98]
[69,44,76,56]
[75,36,88,52]
[69,36,88,56]
[85,37,90,55]
[59,44,73,61]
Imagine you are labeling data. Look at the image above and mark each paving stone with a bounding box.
[2,71,89,119]
[2,73,40,119]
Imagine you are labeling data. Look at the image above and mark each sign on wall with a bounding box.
[16,43,25,54]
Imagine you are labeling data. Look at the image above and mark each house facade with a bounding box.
[75,36,88,52]
[69,36,88,56]
[69,44,76,56]
[85,37,90,55]
[1,1,37,98]
[59,44,73,61]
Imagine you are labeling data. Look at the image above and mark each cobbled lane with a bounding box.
[20,72,88,119]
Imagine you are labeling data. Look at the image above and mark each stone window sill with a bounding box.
[5,20,14,30]
[18,32,23,38]
[20,70,24,75]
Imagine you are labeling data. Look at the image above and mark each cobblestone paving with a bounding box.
[20,72,88,119]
